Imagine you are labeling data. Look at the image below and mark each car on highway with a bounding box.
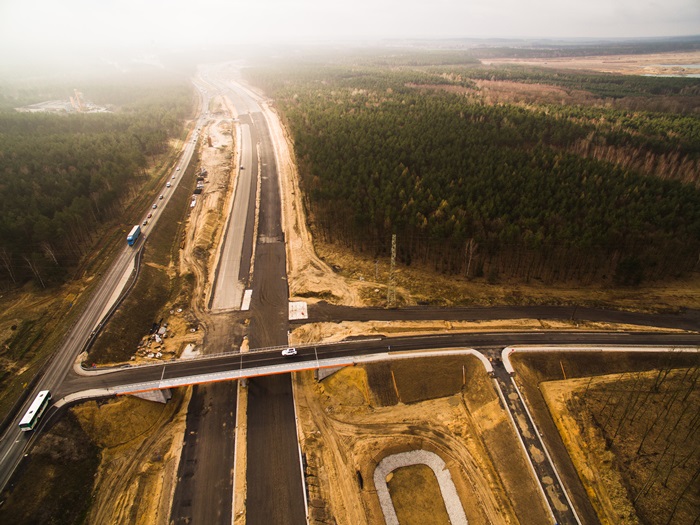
[147,212,153,218]
[152,204,157,209]
[176,167,180,171]
[142,220,148,226]
[172,175,176,179]
[159,194,164,200]
[281,348,297,357]
[166,182,171,188]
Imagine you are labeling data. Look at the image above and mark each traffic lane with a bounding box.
[0,221,140,489]
[143,110,199,230]
[209,122,255,311]
[251,112,282,239]
[58,349,300,394]
[304,303,700,332]
[350,331,700,351]
[246,374,305,525]
[238,121,258,282]
[496,373,581,524]
[170,382,237,525]
[59,331,700,395]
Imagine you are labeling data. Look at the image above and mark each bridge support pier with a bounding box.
[132,388,172,404]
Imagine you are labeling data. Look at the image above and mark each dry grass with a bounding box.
[314,239,700,311]
[387,464,451,525]
[0,412,99,525]
[543,369,700,525]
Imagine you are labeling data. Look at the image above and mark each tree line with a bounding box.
[246,62,700,284]
[0,80,192,287]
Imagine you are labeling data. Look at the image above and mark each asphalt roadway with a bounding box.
[0,95,204,493]
[305,303,700,331]
[209,120,256,311]
[59,331,700,396]
[170,381,237,525]
[244,107,307,523]
[170,74,259,525]
[170,68,307,525]
[5,65,700,523]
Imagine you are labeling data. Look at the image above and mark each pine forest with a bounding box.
[0,73,192,287]
[246,56,700,285]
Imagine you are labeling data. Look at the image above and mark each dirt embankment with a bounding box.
[72,390,191,525]
[180,94,236,312]
[292,352,550,525]
[256,96,367,307]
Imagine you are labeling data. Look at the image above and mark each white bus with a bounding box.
[19,390,51,431]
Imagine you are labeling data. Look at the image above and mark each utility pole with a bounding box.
[387,234,396,307]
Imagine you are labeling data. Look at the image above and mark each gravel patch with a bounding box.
[373,449,468,525]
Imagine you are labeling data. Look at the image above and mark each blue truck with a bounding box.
[127,224,141,246]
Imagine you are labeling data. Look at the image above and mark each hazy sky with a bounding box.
[1,0,699,57]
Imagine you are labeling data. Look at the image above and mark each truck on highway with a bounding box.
[127,225,141,246]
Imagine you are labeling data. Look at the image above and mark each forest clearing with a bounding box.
[542,368,699,525]
[483,50,700,77]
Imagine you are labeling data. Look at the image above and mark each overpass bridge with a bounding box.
[55,330,700,404]
[58,347,493,404]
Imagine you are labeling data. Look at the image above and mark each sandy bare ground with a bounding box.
[482,51,700,76]
[78,91,243,524]
[252,90,367,307]
[180,94,237,313]
[72,390,191,525]
[292,358,549,525]
[541,376,636,524]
